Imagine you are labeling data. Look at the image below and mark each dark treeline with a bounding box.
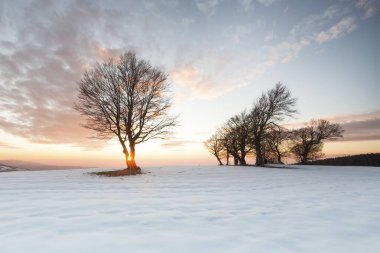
[205,83,344,166]
[303,153,380,167]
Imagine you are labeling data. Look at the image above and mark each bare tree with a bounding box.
[291,141,324,163]
[290,119,343,164]
[221,134,231,165]
[75,51,177,174]
[204,134,224,165]
[224,111,254,165]
[222,127,240,165]
[218,126,231,165]
[217,113,252,166]
[264,126,291,164]
[249,83,297,166]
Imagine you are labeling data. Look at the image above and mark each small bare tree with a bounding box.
[204,134,225,165]
[75,51,177,175]
[249,83,297,166]
[290,119,343,164]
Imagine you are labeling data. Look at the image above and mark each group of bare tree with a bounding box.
[205,84,343,166]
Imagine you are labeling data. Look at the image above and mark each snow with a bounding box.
[1,165,380,252]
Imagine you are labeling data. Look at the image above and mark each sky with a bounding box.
[0,0,379,167]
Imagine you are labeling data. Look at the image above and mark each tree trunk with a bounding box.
[233,156,239,165]
[124,143,141,174]
[276,154,284,164]
[255,141,264,166]
[301,148,309,165]
[239,155,247,165]
[110,147,138,176]
[301,155,308,165]
[122,146,130,167]
[127,144,138,167]
[96,141,141,177]
[217,157,223,166]
[239,147,247,165]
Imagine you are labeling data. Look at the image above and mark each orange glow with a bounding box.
[0,132,379,167]
[323,140,380,157]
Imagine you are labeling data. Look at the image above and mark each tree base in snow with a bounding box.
[93,167,142,177]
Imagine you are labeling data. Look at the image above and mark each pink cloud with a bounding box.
[284,111,380,142]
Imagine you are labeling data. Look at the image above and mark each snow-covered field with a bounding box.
[1,165,379,253]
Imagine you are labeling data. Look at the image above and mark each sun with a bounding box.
[127,156,132,161]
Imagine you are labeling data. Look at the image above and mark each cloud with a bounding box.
[285,111,380,142]
[181,18,195,26]
[244,37,311,80]
[257,0,278,7]
[249,5,363,80]
[239,0,279,11]
[161,0,179,7]
[171,65,218,98]
[290,5,342,36]
[195,0,222,16]
[161,139,200,148]
[0,0,378,147]
[324,110,380,123]
[0,141,19,149]
[264,31,277,42]
[193,4,369,101]
[356,0,379,19]
[0,1,174,148]
[322,111,380,141]
[239,0,254,11]
[0,1,124,148]
[223,24,252,44]
[340,118,380,141]
[172,4,360,100]
[143,0,156,9]
[316,16,357,44]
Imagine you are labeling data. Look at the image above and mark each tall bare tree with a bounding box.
[290,119,343,164]
[249,83,297,166]
[225,111,254,165]
[264,126,291,164]
[204,134,225,165]
[75,51,176,174]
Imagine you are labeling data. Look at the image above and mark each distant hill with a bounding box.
[0,160,91,171]
[0,163,25,172]
[305,153,380,167]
